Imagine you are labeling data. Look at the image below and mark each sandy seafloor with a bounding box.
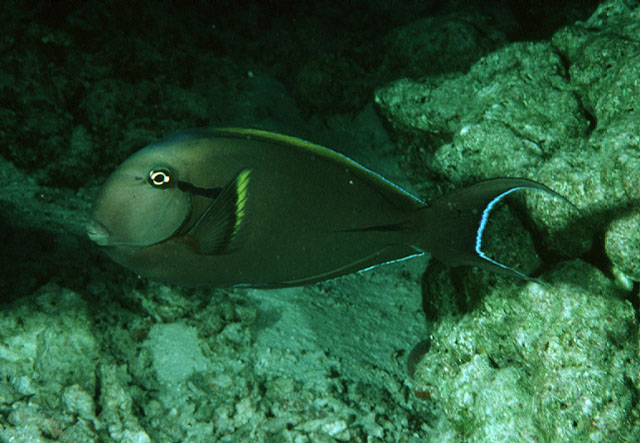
[0,0,639,441]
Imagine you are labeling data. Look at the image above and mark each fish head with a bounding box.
[87,145,192,248]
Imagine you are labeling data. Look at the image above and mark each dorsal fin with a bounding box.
[185,169,251,255]
[210,128,427,209]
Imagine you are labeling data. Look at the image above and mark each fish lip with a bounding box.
[86,219,111,246]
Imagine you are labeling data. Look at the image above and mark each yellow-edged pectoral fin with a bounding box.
[185,169,251,255]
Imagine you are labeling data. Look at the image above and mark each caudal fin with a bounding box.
[418,178,574,279]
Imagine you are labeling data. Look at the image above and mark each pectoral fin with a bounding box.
[185,169,251,255]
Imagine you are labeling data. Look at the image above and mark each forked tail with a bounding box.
[417,178,574,279]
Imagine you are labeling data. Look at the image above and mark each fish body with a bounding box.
[87,128,561,287]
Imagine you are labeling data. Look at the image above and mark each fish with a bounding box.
[86,128,567,288]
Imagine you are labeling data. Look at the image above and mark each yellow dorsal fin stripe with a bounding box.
[215,128,356,166]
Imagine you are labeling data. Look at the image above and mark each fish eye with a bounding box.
[148,168,172,187]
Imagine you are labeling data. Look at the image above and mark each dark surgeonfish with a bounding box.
[87,128,567,288]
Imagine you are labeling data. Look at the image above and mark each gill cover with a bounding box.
[90,162,191,247]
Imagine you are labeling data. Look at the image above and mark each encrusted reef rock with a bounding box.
[0,285,101,441]
[551,0,640,289]
[415,261,637,441]
[376,0,640,440]
[0,0,637,441]
[375,0,640,289]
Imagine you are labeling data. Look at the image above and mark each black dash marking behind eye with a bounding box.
[178,180,222,199]
[148,169,172,187]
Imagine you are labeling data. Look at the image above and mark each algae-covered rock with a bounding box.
[382,12,507,79]
[375,8,640,436]
[375,40,591,261]
[605,210,640,285]
[0,284,100,441]
[375,41,589,172]
[414,260,638,442]
[549,0,640,285]
[376,0,640,283]
[1,1,637,442]
[98,363,152,443]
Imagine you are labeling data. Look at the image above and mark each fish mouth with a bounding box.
[86,219,111,246]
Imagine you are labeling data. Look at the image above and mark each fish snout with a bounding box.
[86,219,111,246]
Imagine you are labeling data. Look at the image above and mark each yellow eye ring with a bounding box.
[148,169,171,187]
